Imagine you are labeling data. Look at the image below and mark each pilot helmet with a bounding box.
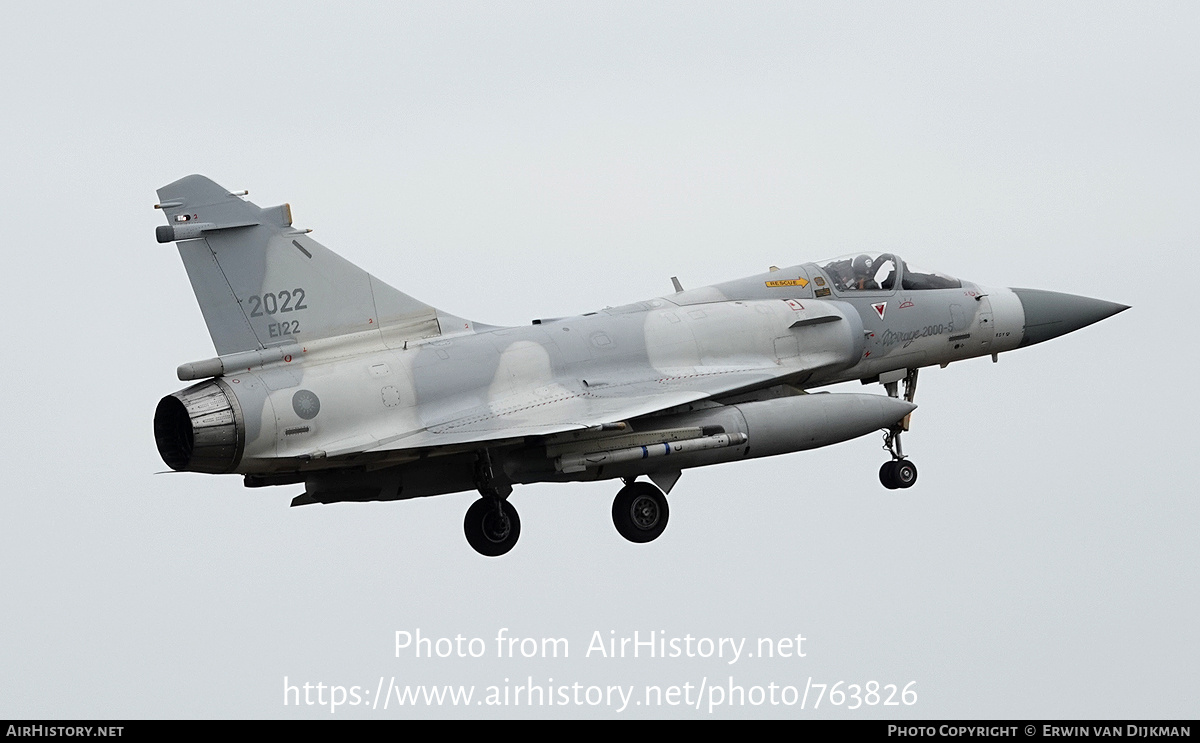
[852,254,874,277]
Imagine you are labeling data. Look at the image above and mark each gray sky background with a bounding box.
[0,1,1194,719]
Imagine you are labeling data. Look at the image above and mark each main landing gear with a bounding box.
[464,449,520,557]
[464,496,521,557]
[612,480,669,543]
[880,368,919,490]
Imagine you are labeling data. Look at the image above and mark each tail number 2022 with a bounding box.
[248,288,308,317]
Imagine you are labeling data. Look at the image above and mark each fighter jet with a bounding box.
[152,175,1128,556]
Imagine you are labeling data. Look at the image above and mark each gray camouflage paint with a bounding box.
[152,175,1127,505]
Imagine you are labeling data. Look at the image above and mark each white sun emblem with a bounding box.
[292,390,321,420]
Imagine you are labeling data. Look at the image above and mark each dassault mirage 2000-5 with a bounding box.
[152,175,1127,556]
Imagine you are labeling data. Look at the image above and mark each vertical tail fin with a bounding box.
[155,174,471,355]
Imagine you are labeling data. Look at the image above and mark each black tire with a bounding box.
[879,461,900,489]
[612,482,669,543]
[893,459,918,489]
[464,498,521,556]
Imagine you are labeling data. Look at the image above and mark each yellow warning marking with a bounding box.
[765,278,809,288]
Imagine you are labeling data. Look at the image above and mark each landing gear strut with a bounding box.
[880,368,919,490]
[612,480,669,543]
[464,449,520,556]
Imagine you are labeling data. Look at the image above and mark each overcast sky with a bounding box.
[1,1,1195,719]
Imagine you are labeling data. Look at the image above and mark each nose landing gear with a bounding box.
[880,368,919,490]
[879,457,918,489]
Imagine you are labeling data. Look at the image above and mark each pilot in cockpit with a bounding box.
[821,253,960,293]
[820,252,901,292]
[852,253,898,291]
[851,254,880,290]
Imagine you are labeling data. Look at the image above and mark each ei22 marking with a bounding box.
[268,320,300,338]
[247,288,308,317]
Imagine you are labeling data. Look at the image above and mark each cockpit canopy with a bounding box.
[817,253,962,292]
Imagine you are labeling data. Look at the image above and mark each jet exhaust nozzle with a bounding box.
[154,379,245,473]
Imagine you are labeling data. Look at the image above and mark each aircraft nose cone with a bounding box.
[1010,288,1129,347]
